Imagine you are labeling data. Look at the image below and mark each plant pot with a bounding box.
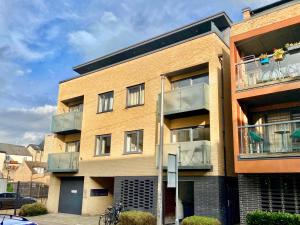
[260,57,269,65]
[287,45,300,53]
[274,54,284,61]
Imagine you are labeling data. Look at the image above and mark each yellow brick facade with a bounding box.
[231,2,300,36]
[46,32,234,215]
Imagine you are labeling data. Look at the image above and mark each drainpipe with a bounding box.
[157,75,165,225]
[218,54,230,224]
[218,54,227,177]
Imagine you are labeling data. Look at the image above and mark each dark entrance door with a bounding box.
[58,177,84,215]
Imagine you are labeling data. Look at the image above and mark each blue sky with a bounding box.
[0,0,278,145]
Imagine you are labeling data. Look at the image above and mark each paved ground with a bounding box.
[0,210,99,225]
[28,213,99,225]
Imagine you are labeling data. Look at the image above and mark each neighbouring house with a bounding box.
[45,11,239,225]
[27,142,46,162]
[0,143,33,180]
[14,161,49,184]
[230,0,300,224]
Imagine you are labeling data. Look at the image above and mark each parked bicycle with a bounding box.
[99,203,123,225]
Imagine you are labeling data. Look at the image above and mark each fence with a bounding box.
[11,181,49,204]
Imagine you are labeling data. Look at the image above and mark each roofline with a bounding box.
[251,0,296,15]
[231,0,299,27]
[60,30,228,84]
[72,12,232,72]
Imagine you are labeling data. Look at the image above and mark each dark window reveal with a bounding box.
[90,189,109,197]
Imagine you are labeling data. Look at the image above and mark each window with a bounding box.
[125,130,143,153]
[66,141,80,152]
[172,74,209,90]
[95,135,111,156]
[98,91,114,113]
[33,167,45,174]
[171,126,210,143]
[126,84,144,107]
[69,103,83,112]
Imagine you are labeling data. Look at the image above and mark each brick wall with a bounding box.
[238,174,261,225]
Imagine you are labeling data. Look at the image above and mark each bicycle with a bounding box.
[99,203,123,225]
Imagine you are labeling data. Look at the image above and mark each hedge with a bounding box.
[182,216,221,225]
[19,203,48,217]
[246,210,300,225]
[118,211,156,225]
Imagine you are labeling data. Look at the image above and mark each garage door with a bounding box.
[58,177,84,215]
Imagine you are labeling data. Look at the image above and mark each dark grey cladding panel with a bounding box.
[114,176,158,215]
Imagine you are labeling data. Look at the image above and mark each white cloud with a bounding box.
[0,105,56,145]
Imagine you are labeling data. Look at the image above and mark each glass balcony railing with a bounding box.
[157,140,211,169]
[51,111,82,134]
[162,83,209,116]
[47,152,79,172]
[236,50,300,90]
[239,120,300,158]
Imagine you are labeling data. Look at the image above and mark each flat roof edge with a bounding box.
[60,30,227,84]
[72,12,231,73]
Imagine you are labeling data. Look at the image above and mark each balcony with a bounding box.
[157,140,212,170]
[239,120,300,159]
[51,111,82,134]
[162,83,209,117]
[236,50,300,90]
[47,152,79,173]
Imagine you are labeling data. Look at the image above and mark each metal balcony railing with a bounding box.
[157,140,211,169]
[161,83,209,116]
[236,50,300,90]
[47,152,79,172]
[239,120,300,158]
[51,111,82,134]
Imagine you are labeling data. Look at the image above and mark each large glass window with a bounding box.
[171,126,210,143]
[172,74,208,90]
[98,91,114,113]
[66,141,80,152]
[69,103,83,112]
[95,135,111,156]
[126,84,145,107]
[125,130,143,153]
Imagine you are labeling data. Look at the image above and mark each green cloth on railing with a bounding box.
[249,131,264,142]
[291,129,300,139]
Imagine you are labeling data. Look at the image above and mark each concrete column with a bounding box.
[47,175,60,213]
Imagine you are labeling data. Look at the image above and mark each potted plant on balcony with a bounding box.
[273,48,285,61]
[285,41,300,53]
[259,53,269,65]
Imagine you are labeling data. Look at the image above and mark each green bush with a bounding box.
[19,203,48,217]
[246,210,300,225]
[6,183,13,192]
[182,216,221,225]
[118,211,156,225]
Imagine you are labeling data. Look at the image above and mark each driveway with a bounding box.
[28,213,99,225]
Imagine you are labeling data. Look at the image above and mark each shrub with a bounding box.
[182,216,221,225]
[19,203,48,217]
[246,210,300,225]
[6,183,13,192]
[118,210,156,225]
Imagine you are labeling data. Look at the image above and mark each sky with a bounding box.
[0,0,278,146]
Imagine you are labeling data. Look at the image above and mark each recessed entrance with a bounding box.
[163,181,194,224]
